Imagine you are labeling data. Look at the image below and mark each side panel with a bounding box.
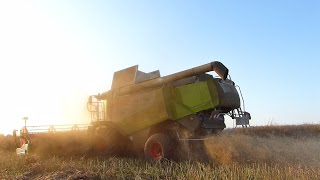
[164,81,219,120]
[110,88,169,136]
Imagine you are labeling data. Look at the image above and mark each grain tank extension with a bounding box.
[87,61,250,160]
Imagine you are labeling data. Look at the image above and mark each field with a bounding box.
[0,124,320,179]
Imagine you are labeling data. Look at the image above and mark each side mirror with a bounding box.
[13,130,17,137]
[87,96,94,112]
[88,96,93,104]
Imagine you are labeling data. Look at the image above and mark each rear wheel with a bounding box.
[144,133,172,161]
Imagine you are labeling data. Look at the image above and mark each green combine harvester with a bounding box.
[87,61,250,161]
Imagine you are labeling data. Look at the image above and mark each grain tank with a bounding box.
[87,61,250,160]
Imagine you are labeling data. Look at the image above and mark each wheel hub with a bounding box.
[150,142,163,160]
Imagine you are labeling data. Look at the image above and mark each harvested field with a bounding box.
[0,124,320,179]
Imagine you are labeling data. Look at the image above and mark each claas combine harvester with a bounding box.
[87,61,250,161]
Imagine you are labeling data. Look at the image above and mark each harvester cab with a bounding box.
[87,95,106,123]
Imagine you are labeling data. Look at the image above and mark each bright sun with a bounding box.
[0,1,96,135]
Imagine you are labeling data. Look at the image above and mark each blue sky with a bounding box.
[0,1,319,134]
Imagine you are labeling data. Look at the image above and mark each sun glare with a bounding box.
[0,1,95,135]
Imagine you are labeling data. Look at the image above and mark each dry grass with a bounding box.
[0,124,320,179]
[0,153,319,179]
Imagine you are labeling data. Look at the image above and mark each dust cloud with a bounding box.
[204,131,320,167]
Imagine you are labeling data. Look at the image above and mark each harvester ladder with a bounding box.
[88,101,106,122]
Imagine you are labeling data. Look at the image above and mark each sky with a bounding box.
[0,0,319,135]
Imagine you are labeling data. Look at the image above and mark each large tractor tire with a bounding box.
[144,133,173,161]
[93,126,129,156]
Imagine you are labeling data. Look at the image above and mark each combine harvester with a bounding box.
[87,61,250,161]
[14,61,250,161]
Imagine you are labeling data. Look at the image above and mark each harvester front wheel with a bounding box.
[93,126,123,156]
[144,133,172,161]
